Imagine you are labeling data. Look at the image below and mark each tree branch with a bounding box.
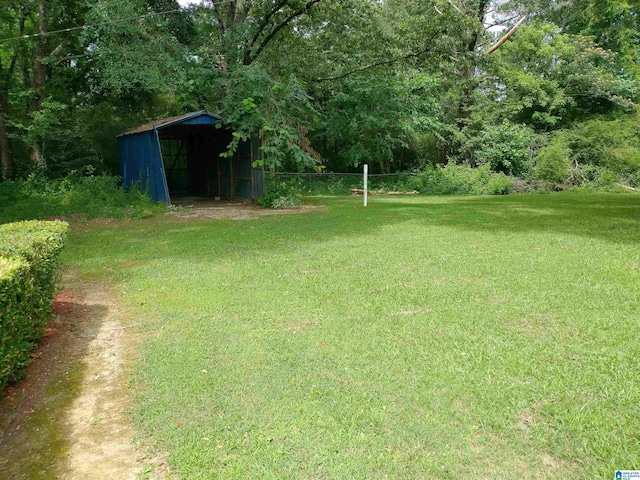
[484,14,520,30]
[50,40,66,58]
[313,43,434,83]
[212,0,228,31]
[245,0,322,65]
[446,0,463,14]
[242,0,252,18]
[248,0,289,52]
[485,16,525,54]
[55,52,90,65]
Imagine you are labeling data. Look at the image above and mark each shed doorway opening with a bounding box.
[158,125,233,198]
[118,111,265,205]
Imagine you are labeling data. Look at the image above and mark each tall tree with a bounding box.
[0,2,27,179]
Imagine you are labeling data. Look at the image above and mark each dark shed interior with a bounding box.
[118,111,264,204]
[159,124,233,197]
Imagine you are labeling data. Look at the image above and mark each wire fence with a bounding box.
[272,172,417,195]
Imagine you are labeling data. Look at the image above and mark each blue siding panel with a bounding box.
[118,130,169,203]
[119,112,263,204]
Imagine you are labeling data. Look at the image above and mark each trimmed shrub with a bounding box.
[0,220,68,389]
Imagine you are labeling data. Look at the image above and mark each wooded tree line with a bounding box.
[0,0,638,179]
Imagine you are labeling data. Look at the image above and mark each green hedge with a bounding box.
[0,220,68,389]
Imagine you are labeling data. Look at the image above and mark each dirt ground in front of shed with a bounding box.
[0,278,171,480]
[169,197,327,221]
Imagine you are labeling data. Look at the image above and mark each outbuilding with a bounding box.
[118,111,264,204]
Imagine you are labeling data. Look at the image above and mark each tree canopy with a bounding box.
[0,0,638,178]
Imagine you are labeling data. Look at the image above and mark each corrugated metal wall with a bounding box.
[234,140,252,201]
[119,113,265,204]
[118,130,169,203]
[216,139,261,201]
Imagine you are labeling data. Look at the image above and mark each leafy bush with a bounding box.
[287,173,415,196]
[476,121,534,176]
[292,175,362,195]
[531,116,640,189]
[531,136,572,185]
[0,220,68,388]
[259,180,303,208]
[567,116,640,175]
[409,164,514,195]
[573,164,619,190]
[626,171,640,188]
[487,174,515,195]
[0,171,164,223]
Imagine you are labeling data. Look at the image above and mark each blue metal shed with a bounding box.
[118,111,264,204]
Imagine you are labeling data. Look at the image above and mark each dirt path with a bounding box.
[0,280,169,479]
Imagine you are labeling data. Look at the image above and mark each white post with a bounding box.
[363,164,368,207]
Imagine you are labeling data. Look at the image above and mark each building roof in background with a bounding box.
[119,111,223,136]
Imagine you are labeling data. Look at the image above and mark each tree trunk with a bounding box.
[454,0,488,164]
[0,97,13,180]
[30,0,48,169]
[456,0,488,125]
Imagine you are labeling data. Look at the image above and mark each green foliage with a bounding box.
[409,164,514,195]
[627,171,640,188]
[0,220,68,388]
[258,180,303,209]
[82,0,187,98]
[278,173,420,196]
[487,23,639,130]
[575,164,620,190]
[0,172,164,223]
[1,0,638,186]
[486,174,516,195]
[288,175,364,195]
[217,67,320,171]
[531,136,572,185]
[532,115,640,187]
[318,72,441,173]
[567,116,640,174]
[475,121,534,176]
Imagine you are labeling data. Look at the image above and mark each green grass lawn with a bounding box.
[64,192,640,479]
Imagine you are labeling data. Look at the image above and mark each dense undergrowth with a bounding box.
[269,161,637,203]
[264,115,640,204]
[0,172,164,224]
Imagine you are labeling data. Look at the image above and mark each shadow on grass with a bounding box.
[64,192,640,277]
[376,192,640,245]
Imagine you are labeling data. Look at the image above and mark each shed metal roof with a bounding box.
[119,110,223,136]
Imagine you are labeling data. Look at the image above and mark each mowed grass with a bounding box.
[64,192,640,479]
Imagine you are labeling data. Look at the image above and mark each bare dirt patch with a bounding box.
[0,281,168,479]
[169,197,326,221]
